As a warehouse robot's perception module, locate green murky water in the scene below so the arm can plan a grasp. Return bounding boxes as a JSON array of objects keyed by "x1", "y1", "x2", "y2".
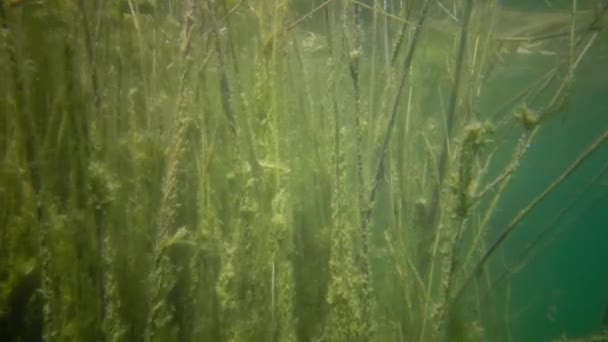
[{"x1": 1, "y1": 1, "x2": 606, "y2": 341}]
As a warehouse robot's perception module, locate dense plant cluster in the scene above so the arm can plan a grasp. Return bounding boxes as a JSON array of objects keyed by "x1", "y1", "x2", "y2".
[{"x1": 0, "y1": 0, "x2": 606, "y2": 341}]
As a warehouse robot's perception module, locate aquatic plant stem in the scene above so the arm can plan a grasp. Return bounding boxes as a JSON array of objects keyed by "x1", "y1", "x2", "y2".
[
  {"x1": 429, "y1": 0, "x2": 474, "y2": 226},
  {"x1": 367, "y1": 0, "x2": 430, "y2": 222},
  {"x1": 145, "y1": 2, "x2": 196, "y2": 340},
  {"x1": 569, "y1": 0, "x2": 577, "y2": 81},
  {"x1": 382, "y1": 0, "x2": 390, "y2": 66},
  {"x1": 271, "y1": 260, "x2": 275, "y2": 328},
  {"x1": 287, "y1": 0, "x2": 335, "y2": 31},
  {"x1": 78, "y1": 0, "x2": 100, "y2": 117},
  {"x1": 349, "y1": 0, "x2": 413, "y2": 27},
  {"x1": 345, "y1": 0, "x2": 367, "y2": 274},
  {"x1": 126, "y1": 0, "x2": 151, "y2": 125}
]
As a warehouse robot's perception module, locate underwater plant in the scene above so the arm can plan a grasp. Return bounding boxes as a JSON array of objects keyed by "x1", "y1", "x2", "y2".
[{"x1": 1, "y1": 0, "x2": 607, "y2": 341}]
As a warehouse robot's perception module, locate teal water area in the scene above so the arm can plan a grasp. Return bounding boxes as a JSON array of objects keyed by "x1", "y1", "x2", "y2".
[{"x1": 481, "y1": 10, "x2": 608, "y2": 339}]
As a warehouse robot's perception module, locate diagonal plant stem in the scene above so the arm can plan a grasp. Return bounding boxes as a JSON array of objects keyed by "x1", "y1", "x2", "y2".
[
  {"x1": 287, "y1": 0, "x2": 335, "y2": 31},
  {"x1": 497, "y1": 2, "x2": 607, "y2": 45},
  {"x1": 452, "y1": 127, "x2": 608, "y2": 305},
  {"x1": 366, "y1": 0, "x2": 431, "y2": 222},
  {"x1": 428, "y1": 0, "x2": 474, "y2": 227},
  {"x1": 78, "y1": 0, "x2": 100, "y2": 117},
  {"x1": 390, "y1": 1, "x2": 413, "y2": 66},
  {"x1": 486, "y1": 162, "x2": 608, "y2": 297},
  {"x1": 350, "y1": 0, "x2": 414, "y2": 26}
]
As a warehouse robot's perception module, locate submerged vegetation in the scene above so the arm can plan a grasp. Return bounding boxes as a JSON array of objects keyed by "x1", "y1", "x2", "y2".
[{"x1": 1, "y1": 0, "x2": 607, "y2": 341}]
